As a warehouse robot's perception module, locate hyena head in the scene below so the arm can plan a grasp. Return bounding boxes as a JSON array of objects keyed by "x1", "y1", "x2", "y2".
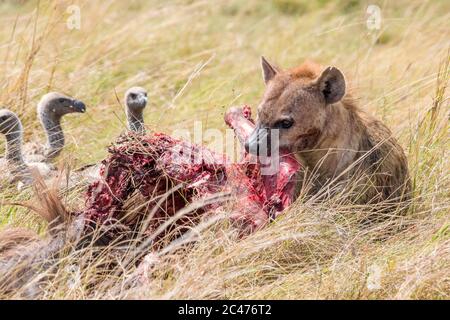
[{"x1": 245, "y1": 57, "x2": 346, "y2": 156}]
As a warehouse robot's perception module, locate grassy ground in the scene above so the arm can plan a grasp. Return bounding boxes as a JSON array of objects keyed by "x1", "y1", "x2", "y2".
[{"x1": 0, "y1": 0, "x2": 449, "y2": 299}]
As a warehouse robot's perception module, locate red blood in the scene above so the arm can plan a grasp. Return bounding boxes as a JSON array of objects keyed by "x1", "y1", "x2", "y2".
[
  {"x1": 78, "y1": 106, "x2": 300, "y2": 242},
  {"x1": 224, "y1": 106, "x2": 300, "y2": 233}
]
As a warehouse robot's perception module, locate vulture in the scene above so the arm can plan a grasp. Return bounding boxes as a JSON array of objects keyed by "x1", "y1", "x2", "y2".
[
  {"x1": 75, "y1": 87, "x2": 148, "y2": 183},
  {"x1": 0, "y1": 109, "x2": 53, "y2": 187},
  {"x1": 23, "y1": 92, "x2": 86, "y2": 163},
  {"x1": 124, "y1": 87, "x2": 148, "y2": 134}
]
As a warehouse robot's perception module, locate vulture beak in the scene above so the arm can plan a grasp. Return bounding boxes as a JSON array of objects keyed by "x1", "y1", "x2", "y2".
[{"x1": 73, "y1": 100, "x2": 86, "y2": 113}]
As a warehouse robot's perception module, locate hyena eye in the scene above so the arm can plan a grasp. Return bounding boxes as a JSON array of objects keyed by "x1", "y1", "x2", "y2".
[{"x1": 275, "y1": 118, "x2": 294, "y2": 129}]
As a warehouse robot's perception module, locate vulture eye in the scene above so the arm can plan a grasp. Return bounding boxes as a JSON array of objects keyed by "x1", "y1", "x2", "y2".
[
  {"x1": 130, "y1": 93, "x2": 137, "y2": 100},
  {"x1": 58, "y1": 98, "x2": 65, "y2": 104},
  {"x1": 276, "y1": 119, "x2": 294, "y2": 129}
]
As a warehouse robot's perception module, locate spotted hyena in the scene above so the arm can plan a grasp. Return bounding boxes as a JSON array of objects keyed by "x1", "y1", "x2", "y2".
[{"x1": 245, "y1": 57, "x2": 411, "y2": 209}]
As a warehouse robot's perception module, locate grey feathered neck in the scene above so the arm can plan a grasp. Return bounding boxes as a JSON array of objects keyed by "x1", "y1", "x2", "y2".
[
  {"x1": 1, "y1": 112, "x2": 26, "y2": 169},
  {"x1": 37, "y1": 102, "x2": 65, "y2": 160},
  {"x1": 125, "y1": 87, "x2": 147, "y2": 134}
]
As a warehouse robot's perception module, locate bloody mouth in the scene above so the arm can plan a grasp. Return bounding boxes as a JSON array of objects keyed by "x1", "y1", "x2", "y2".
[{"x1": 77, "y1": 105, "x2": 301, "y2": 243}]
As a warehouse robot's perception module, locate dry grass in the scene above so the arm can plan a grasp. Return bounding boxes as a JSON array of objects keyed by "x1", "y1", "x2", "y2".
[{"x1": 0, "y1": 0, "x2": 449, "y2": 299}]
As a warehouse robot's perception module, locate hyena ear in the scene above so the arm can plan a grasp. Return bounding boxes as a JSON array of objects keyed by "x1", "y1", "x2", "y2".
[
  {"x1": 261, "y1": 56, "x2": 279, "y2": 85},
  {"x1": 316, "y1": 66, "x2": 346, "y2": 104}
]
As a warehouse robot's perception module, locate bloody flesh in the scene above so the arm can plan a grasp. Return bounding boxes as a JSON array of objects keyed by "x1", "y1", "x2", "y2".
[
  {"x1": 79, "y1": 106, "x2": 300, "y2": 240},
  {"x1": 224, "y1": 106, "x2": 300, "y2": 232}
]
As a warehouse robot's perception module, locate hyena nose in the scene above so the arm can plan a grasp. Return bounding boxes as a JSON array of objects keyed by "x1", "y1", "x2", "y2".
[
  {"x1": 244, "y1": 139, "x2": 251, "y2": 153},
  {"x1": 245, "y1": 127, "x2": 273, "y2": 157},
  {"x1": 245, "y1": 127, "x2": 265, "y2": 156},
  {"x1": 245, "y1": 129, "x2": 259, "y2": 155}
]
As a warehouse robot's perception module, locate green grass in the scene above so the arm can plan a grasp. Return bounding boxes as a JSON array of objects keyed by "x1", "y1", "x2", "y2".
[{"x1": 0, "y1": 0, "x2": 448, "y2": 299}]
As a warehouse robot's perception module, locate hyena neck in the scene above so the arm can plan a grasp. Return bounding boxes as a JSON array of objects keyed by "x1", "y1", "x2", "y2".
[
  {"x1": 126, "y1": 109, "x2": 145, "y2": 134},
  {"x1": 39, "y1": 111, "x2": 64, "y2": 160},
  {"x1": 298, "y1": 98, "x2": 365, "y2": 178}
]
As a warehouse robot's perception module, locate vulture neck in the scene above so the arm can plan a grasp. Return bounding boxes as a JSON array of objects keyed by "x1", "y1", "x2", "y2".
[
  {"x1": 5, "y1": 123, "x2": 26, "y2": 169},
  {"x1": 39, "y1": 107, "x2": 64, "y2": 160},
  {"x1": 126, "y1": 107, "x2": 145, "y2": 134}
]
